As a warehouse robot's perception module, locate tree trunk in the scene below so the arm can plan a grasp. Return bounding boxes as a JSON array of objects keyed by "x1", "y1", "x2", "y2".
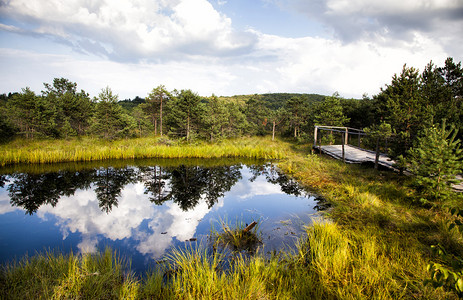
[
  {"x1": 272, "y1": 121, "x2": 276, "y2": 141},
  {"x1": 186, "y1": 115, "x2": 190, "y2": 141},
  {"x1": 160, "y1": 99, "x2": 163, "y2": 136}
]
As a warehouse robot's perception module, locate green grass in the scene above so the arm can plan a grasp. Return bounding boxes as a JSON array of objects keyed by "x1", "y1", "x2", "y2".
[
  {"x1": 1, "y1": 137, "x2": 463, "y2": 298},
  {"x1": 0, "y1": 136, "x2": 287, "y2": 166},
  {"x1": 0, "y1": 248, "x2": 139, "y2": 299},
  {"x1": 210, "y1": 219, "x2": 262, "y2": 254}
]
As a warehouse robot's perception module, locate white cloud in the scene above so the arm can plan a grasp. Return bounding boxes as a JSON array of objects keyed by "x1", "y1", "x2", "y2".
[
  {"x1": 0, "y1": 185, "x2": 17, "y2": 214},
  {"x1": 280, "y1": 0, "x2": 463, "y2": 56},
  {"x1": 136, "y1": 198, "x2": 211, "y2": 258},
  {"x1": 0, "y1": 0, "x2": 460, "y2": 98},
  {"x1": 0, "y1": 0, "x2": 256, "y2": 61},
  {"x1": 31, "y1": 181, "x2": 214, "y2": 258}
]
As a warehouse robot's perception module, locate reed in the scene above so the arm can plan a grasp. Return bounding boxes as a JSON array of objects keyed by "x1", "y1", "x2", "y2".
[
  {"x1": 0, "y1": 248, "x2": 138, "y2": 299},
  {"x1": 0, "y1": 136, "x2": 287, "y2": 166}
]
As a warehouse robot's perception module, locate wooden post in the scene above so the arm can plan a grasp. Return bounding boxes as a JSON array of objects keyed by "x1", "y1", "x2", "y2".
[
  {"x1": 344, "y1": 127, "x2": 348, "y2": 145},
  {"x1": 374, "y1": 137, "x2": 380, "y2": 169},
  {"x1": 358, "y1": 133, "x2": 361, "y2": 147},
  {"x1": 313, "y1": 126, "x2": 318, "y2": 150},
  {"x1": 341, "y1": 132, "x2": 345, "y2": 163}
]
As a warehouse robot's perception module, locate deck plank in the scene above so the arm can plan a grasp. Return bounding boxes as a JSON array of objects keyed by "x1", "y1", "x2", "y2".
[
  {"x1": 316, "y1": 145, "x2": 462, "y2": 192},
  {"x1": 316, "y1": 145, "x2": 396, "y2": 169}
]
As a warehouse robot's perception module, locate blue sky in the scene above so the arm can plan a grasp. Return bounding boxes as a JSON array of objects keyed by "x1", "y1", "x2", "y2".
[{"x1": 0, "y1": 0, "x2": 462, "y2": 99}]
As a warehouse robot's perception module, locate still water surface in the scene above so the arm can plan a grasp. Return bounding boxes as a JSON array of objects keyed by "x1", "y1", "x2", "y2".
[{"x1": 0, "y1": 159, "x2": 323, "y2": 273}]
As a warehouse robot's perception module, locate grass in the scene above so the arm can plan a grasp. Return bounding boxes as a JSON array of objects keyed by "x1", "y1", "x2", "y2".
[
  {"x1": 1, "y1": 136, "x2": 463, "y2": 298},
  {"x1": 210, "y1": 219, "x2": 262, "y2": 254},
  {"x1": 0, "y1": 248, "x2": 139, "y2": 299},
  {"x1": 0, "y1": 136, "x2": 286, "y2": 166}
]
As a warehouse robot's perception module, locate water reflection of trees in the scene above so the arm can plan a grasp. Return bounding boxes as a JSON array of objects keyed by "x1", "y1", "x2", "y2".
[
  {"x1": 94, "y1": 167, "x2": 137, "y2": 213},
  {"x1": 139, "y1": 165, "x2": 242, "y2": 211},
  {"x1": 7, "y1": 171, "x2": 94, "y2": 215},
  {"x1": 248, "y1": 164, "x2": 305, "y2": 197},
  {"x1": 5, "y1": 163, "x2": 301, "y2": 215}
]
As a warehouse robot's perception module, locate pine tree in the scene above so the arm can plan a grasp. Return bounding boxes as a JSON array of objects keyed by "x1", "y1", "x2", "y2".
[
  {"x1": 407, "y1": 122, "x2": 463, "y2": 202},
  {"x1": 313, "y1": 93, "x2": 349, "y2": 127},
  {"x1": 91, "y1": 87, "x2": 133, "y2": 139},
  {"x1": 166, "y1": 89, "x2": 203, "y2": 141}
]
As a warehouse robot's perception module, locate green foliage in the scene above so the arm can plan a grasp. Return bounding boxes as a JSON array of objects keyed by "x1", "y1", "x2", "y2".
[
  {"x1": 407, "y1": 123, "x2": 462, "y2": 201},
  {"x1": 284, "y1": 96, "x2": 307, "y2": 138},
  {"x1": 166, "y1": 89, "x2": 204, "y2": 141},
  {"x1": 341, "y1": 96, "x2": 375, "y2": 129},
  {"x1": 141, "y1": 85, "x2": 170, "y2": 136},
  {"x1": 375, "y1": 65, "x2": 433, "y2": 159},
  {"x1": 244, "y1": 95, "x2": 271, "y2": 136},
  {"x1": 363, "y1": 122, "x2": 393, "y2": 155},
  {"x1": 6, "y1": 87, "x2": 57, "y2": 138},
  {"x1": 202, "y1": 95, "x2": 230, "y2": 141},
  {"x1": 313, "y1": 93, "x2": 350, "y2": 127},
  {"x1": 131, "y1": 106, "x2": 153, "y2": 136},
  {"x1": 426, "y1": 208, "x2": 463, "y2": 296},
  {"x1": 364, "y1": 122, "x2": 392, "y2": 140},
  {"x1": 91, "y1": 87, "x2": 135, "y2": 139},
  {"x1": 42, "y1": 78, "x2": 94, "y2": 137}
]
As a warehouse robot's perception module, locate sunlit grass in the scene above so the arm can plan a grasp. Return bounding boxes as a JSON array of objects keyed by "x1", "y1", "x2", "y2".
[
  {"x1": 0, "y1": 136, "x2": 288, "y2": 166},
  {"x1": 0, "y1": 248, "x2": 139, "y2": 300}
]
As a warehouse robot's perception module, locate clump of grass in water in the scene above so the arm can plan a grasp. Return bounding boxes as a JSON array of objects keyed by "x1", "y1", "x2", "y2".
[{"x1": 210, "y1": 219, "x2": 262, "y2": 254}]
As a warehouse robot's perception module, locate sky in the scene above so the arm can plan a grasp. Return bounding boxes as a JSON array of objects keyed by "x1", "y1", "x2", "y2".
[{"x1": 0, "y1": 0, "x2": 462, "y2": 100}]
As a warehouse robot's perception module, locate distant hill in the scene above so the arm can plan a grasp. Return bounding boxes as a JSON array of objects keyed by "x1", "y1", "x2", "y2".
[
  {"x1": 217, "y1": 93, "x2": 327, "y2": 109},
  {"x1": 119, "y1": 93, "x2": 328, "y2": 111}
]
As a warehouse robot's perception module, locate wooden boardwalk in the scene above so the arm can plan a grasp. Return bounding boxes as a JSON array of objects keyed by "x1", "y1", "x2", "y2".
[
  {"x1": 314, "y1": 145, "x2": 397, "y2": 170},
  {"x1": 312, "y1": 125, "x2": 462, "y2": 191},
  {"x1": 315, "y1": 145, "x2": 463, "y2": 191}
]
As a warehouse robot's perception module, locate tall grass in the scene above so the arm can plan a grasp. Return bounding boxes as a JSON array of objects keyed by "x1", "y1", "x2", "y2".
[
  {"x1": 0, "y1": 248, "x2": 138, "y2": 299},
  {"x1": 0, "y1": 136, "x2": 287, "y2": 166}
]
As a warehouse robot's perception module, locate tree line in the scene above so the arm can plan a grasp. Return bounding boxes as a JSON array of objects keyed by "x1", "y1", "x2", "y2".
[
  {"x1": 0, "y1": 80, "x2": 334, "y2": 142},
  {"x1": 0, "y1": 57, "x2": 462, "y2": 159}
]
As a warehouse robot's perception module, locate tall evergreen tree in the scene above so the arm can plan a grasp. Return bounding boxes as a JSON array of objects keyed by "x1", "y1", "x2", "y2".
[
  {"x1": 91, "y1": 87, "x2": 134, "y2": 139},
  {"x1": 374, "y1": 65, "x2": 432, "y2": 159},
  {"x1": 407, "y1": 123, "x2": 462, "y2": 202},
  {"x1": 142, "y1": 85, "x2": 170, "y2": 136},
  {"x1": 224, "y1": 100, "x2": 248, "y2": 138},
  {"x1": 244, "y1": 95, "x2": 271, "y2": 136},
  {"x1": 166, "y1": 89, "x2": 203, "y2": 141},
  {"x1": 313, "y1": 93, "x2": 350, "y2": 127},
  {"x1": 42, "y1": 78, "x2": 93, "y2": 137},
  {"x1": 285, "y1": 96, "x2": 307, "y2": 138},
  {"x1": 203, "y1": 95, "x2": 229, "y2": 141},
  {"x1": 6, "y1": 87, "x2": 56, "y2": 138}
]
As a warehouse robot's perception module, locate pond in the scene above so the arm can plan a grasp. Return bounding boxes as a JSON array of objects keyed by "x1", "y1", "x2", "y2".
[{"x1": 0, "y1": 159, "x2": 324, "y2": 274}]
